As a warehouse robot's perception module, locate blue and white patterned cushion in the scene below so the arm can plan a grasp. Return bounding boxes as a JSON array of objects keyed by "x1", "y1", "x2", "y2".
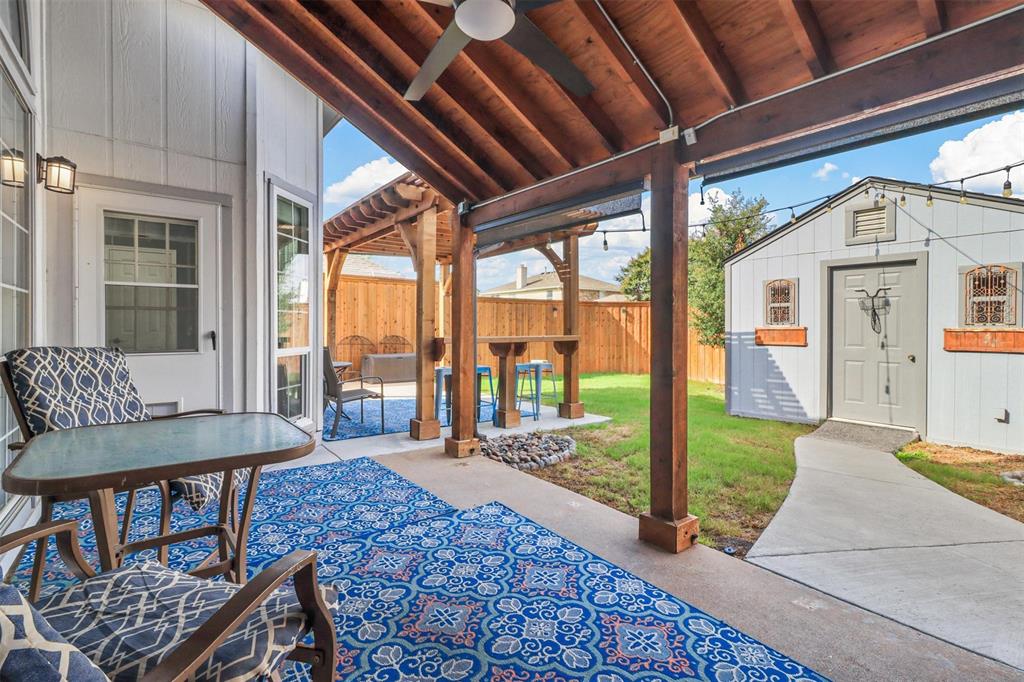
[
  {"x1": 4, "y1": 347, "x2": 151, "y2": 437},
  {"x1": 0, "y1": 583, "x2": 108, "y2": 681},
  {"x1": 170, "y1": 470, "x2": 250, "y2": 513},
  {"x1": 36, "y1": 562, "x2": 332, "y2": 681}
]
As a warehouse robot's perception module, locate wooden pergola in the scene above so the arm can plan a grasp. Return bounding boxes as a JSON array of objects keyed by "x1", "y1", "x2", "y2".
[
  {"x1": 323, "y1": 171, "x2": 595, "y2": 440},
  {"x1": 203, "y1": 0, "x2": 1024, "y2": 552}
]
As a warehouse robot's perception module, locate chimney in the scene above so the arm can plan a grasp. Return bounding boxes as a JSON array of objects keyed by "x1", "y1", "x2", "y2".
[{"x1": 516, "y1": 264, "x2": 528, "y2": 289}]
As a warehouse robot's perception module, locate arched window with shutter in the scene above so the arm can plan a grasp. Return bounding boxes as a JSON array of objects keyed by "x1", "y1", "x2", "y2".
[
  {"x1": 764, "y1": 278, "x2": 798, "y2": 327},
  {"x1": 960, "y1": 264, "x2": 1021, "y2": 327}
]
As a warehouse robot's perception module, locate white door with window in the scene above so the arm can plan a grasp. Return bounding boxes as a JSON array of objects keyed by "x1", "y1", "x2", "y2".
[
  {"x1": 271, "y1": 186, "x2": 314, "y2": 427},
  {"x1": 77, "y1": 189, "x2": 221, "y2": 413}
]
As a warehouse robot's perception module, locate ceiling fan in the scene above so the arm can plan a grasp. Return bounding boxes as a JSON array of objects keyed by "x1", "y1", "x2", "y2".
[{"x1": 405, "y1": 0, "x2": 594, "y2": 101}]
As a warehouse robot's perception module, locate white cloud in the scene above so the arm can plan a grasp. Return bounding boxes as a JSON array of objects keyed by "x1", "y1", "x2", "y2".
[
  {"x1": 324, "y1": 156, "x2": 407, "y2": 214},
  {"x1": 929, "y1": 111, "x2": 1024, "y2": 195},
  {"x1": 850, "y1": 176, "x2": 861, "y2": 185},
  {"x1": 842, "y1": 171, "x2": 850, "y2": 179},
  {"x1": 812, "y1": 161, "x2": 839, "y2": 181},
  {"x1": 689, "y1": 187, "x2": 728, "y2": 228}
]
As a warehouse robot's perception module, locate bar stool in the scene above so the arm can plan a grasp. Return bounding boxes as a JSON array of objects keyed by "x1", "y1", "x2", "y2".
[
  {"x1": 530, "y1": 359, "x2": 558, "y2": 407},
  {"x1": 435, "y1": 366, "x2": 495, "y2": 425},
  {"x1": 515, "y1": 362, "x2": 540, "y2": 421}
]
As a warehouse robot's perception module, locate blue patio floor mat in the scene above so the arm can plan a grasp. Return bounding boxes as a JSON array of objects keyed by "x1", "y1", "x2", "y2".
[{"x1": 322, "y1": 397, "x2": 534, "y2": 441}]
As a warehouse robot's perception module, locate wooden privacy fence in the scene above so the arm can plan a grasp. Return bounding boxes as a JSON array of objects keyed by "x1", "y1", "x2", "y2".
[{"x1": 329, "y1": 274, "x2": 724, "y2": 383}]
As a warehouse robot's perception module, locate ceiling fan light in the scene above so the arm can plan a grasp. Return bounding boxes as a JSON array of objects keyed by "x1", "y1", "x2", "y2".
[{"x1": 455, "y1": 0, "x2": 515, "y2": 41}]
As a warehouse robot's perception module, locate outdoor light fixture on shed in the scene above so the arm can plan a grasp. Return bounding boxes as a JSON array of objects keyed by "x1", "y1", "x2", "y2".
[
  {"x1": 37, "y1": 154, "x2": 77, "y2": 194},
  {"x1": 0, "y1": 148, "x2": 25, "y2": 188}
]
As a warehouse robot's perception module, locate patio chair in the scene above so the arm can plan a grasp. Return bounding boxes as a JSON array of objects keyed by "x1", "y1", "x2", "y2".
[
  {"x1": 323, "y1": 347, "x2": 384, "y2": 437},
  {"x1": 0, "y1": 346, "x2": 234, "y2": 601},
  {"x1": 0, "y1": 519, "x2": 337, "y2": 681}
]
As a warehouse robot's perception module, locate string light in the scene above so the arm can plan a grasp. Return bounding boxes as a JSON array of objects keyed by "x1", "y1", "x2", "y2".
[
  {"x1": 789, "y1": 207, "x2": 796, "y2": 224},
  {"x1": 899, "y1": 187, "x2": 907, "y2": 207},
  {"x1": 1004, "y1": 167, "x2": 1013, "y2": 198},
  {"x1": 699, "y1": 183, "x2": 705, "y2": 206},
  {"x1": 926, "y1": 187, "x2": 933, "y2": 207},
  {"x1": 602, "y1": 231, "x2": 608, "y2": 251},
  {"x1": 959, "y1": 179, "x2": 967, "y2": 204},
  {"x1": 878, "y1": 186, "x2": 886, "y2": 202}
]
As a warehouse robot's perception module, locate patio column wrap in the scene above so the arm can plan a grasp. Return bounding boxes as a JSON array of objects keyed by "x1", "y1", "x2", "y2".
[
  {"x1": 444, "y1": 207, "x2": 480, "y2": 457},
  {"x1": 558, "y1": 235, "x2": 584, "y2": 418},
  {"x1": 639, "y1": 143, "x2": 700, "y2": 553},
  {"x1": 325, "y1": 250, "x2": 347, "y2": 356},
  {"x1": 411, "y1": 207, "x2": 440, "y2": 440}
]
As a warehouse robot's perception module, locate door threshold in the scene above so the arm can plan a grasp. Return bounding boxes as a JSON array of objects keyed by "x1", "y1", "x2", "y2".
[{"x1": 826, "y1": 417, "x2": 918, "y2": 433}]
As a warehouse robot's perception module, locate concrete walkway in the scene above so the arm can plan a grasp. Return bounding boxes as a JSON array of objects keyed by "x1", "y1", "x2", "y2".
[{"x1": 748, "y1": 428, "x2": 1024, "y2": 671}]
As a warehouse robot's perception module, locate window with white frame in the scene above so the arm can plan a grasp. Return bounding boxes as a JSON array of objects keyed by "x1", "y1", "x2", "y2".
[
  {"x1": 764, "y1": 278, "x2": 798, "y2": 326},
  {"x1": 273, "y1": 191, "x2": 312, "y2": 423},
  {"x1": 959, "y1": 263, "x2": 1022, "y2": 327}
]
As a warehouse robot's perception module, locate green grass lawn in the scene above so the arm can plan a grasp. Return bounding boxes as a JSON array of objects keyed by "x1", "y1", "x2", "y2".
[{"x1": 534, "y1": 373, "x2": 812, "y2": 555}]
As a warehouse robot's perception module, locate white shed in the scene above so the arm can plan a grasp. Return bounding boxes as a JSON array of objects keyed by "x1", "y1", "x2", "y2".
[{"x1": 724, "y1": 177, "x2": 1024, "y2": 453}]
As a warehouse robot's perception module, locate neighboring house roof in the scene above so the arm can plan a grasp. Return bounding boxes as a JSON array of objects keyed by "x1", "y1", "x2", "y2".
[
  {"x1": 482, "y1": 271, "x2": 619, "y2": 295},
  {"x1": 341, "y1": 254, "x2": 408, "y2": 280},
  {"x1": 724, "y1": 176, "x2": 1024, "y2": 265},
  {"x1": 596, "y1": 293, "x2": 630, "y2": 302}
]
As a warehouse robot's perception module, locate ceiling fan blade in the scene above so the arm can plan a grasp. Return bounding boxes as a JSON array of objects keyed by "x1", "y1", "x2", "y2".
[
  {"x1": 516, "y1": 0, "x2": 560, "y2": 11},
  {"x1": 404, "y1": 21, "x2": 472, "y2": 101},
  {"x1": 502, "y1": 15, "x2": 594, "y2": 97},
  {"x1": 417, "y1": 0, "x2": 453, "y2": 5}
]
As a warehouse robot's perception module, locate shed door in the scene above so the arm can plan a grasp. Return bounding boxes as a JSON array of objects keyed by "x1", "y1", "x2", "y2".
[{"x1": 831, "y1": 262, "x2": 925, "y2": 431}]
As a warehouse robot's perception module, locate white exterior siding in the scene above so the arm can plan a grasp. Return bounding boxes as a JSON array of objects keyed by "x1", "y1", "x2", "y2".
[
  {"x1": 725, "y1": 183, "x2": 1024, "y2": 454},
  {"x1": 40, "y1": 0, "x2": 323, "y2": 418}
]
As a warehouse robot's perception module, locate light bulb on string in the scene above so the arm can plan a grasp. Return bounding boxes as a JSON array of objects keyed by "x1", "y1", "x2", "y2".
[
  {"x1": 602, "y1": 231, "x2": 608, "y2": 251},
  {"x1": 1004, "y1": 167, "x2": 1013, "y2": 198},
  {"x1": 699, "y1": 184, "x2": 705, "y2": 206},
  {"x1": 959, "y1": 180, "x2": 967, "y2": 204},
  {"x1": 878, "y1": 187, "x2": 886, "y2": 202},
  {"x1": 789, "y1": 208, "x2": 796, "y2": 224},
  {"x1": 926, "y1": 187, "x2": 933, "y2": 207},
  {"x1": 899, "y1": 188, "x2": 907, "y2": 207}
]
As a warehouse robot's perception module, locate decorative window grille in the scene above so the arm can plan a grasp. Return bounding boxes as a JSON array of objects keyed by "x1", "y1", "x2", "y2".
[
  {"x1": 962, "y1": 265, "x2": 1018, "y2": 326},
  {"x1": 764, "y1": 279, "x2": 798, "y2": 326}
]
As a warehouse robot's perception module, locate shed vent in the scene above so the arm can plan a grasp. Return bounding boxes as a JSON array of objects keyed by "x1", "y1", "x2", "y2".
[{"x1": 852, "y1": 206, "x2": 888, "y2": 238}]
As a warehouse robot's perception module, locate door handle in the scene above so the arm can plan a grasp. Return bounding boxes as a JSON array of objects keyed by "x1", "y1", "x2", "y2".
[
  {"x1": 209, "y1": 330, "x2": 217, "y2": 351},
  {"x1": 907, "y1": 354, "x2": 915, "y2": 363}
]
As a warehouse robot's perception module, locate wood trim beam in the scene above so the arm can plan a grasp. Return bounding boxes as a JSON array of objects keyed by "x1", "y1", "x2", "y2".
[
  {"x1": 301, "y1": 0, "x2": 525, "y2": 191},
  {"x1": 405, "y1": 0, "x2": 582, "y2": 169},
  {"x1": 466, "y1": 147, "x2": 653, "y2": 230},
  {"x1": 557, "y1": 234, "x2": 583, "y2": 419},
  {"x1": 444, "y1": 208, "x2": 480, "y2": 457},
  {"x1": 571, "y1": 0, "x2": 669, "y2": 129},
  {"x1": 917, "y1": 0, "x2": 946, "y2": 37},
  {"x1": 348, "y1": 0, "x2": 554, "y2": 181},
  {"x1": 328, "y1": 193, "x2": 439, "y2": 252},
  {"x1": 683, "y1": 11, "x2": 1024, "y2": 168},
  {"x1": 325, "y1": 250, "x2": 347, "y2": 354},
  {"x1": 777, "y1": 0, "x2": 834, "y2": 79},
  {"x1": 396, "y1": 221, "x2": 419, "y2": 268},
  {"x1": 667, "y1": 0, "x2": 747, "y2": 107},
  {"x1": 410, "y1": 206, "x2": 440, "y2": 440},
  {"x1": 534, "y1": 244, "x2": 569, "y2": 282},
  {"x1": 201, "y1": 0, "x2": 474, "y2": 202},
  {"x1": 477, "y1": 224, "x2": 597, "y2": 260}
]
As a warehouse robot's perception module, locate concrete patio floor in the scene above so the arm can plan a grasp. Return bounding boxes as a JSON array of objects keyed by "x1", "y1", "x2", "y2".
[{"x1": 748, "y1": 431, "x2": 1024, "y2": 672}]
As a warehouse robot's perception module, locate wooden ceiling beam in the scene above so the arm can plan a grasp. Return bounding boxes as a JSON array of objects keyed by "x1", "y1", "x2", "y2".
[
  {"x1": 202, "y1": 0, "x2": 474, "y2": 202},
  {"x1": 393, "y1": 183, "x2": 425, "y2": 203},
  {"x1": 917, "y1": 0, "x2": 946, "y2": 37},
  {"x1": 478, "y1": 223, "x2": 597, "y2": 260},
  {"x1": 246, "y1": 0, "x2": 500, "y2": 200},
  {"x1": 570, "y1": 0, "x2": 669, "y2": 129},
  {"x1": 668, "y1": 0, "x2": 747, "y2": 107},
  {"x1": 301, "y1": 0, "x2": 528, "y2": 191},
  {"x1": 328, "y1": 193, "x2": 440, "y2": 252},
  {"x1": 777, "y1": 0, "x2": 835, "y2": 79},
  {"x1": 343, "y1": 0, "x2": 555, "y2": 181},
  {"x1": 403, "y1": 0, "x2": 584, "y2": 168},
  {"x1": 380, "y1": 187, "x2": 411, "y2": 209}
]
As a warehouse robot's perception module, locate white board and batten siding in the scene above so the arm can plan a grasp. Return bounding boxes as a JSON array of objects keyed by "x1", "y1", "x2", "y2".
[
  {"x1": 42, "y1": 0, "x2": 324, "y2": 418},
  {"x1": 725, "y1": 179, "x2": 1024, "y2": 454}
]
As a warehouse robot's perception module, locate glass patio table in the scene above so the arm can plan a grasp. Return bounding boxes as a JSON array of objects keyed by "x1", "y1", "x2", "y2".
[{"x1": 2, "y1": 412, "x2": 314, "y2": 582}]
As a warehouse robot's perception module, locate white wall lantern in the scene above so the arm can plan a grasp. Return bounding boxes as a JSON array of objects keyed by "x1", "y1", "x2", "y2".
[
  {"x1": 0, "y1": 148, "x2": 25, "y2": 188},
  {"x1": 37, "y1": 154, "x2": 77, "y2": 194}
]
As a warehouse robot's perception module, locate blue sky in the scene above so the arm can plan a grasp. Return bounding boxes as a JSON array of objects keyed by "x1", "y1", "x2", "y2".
[{"x1": 324, "y1": 110, "x2": 1024, "y2": 290}]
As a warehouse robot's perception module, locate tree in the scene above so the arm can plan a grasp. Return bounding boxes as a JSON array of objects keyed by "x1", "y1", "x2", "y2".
[
  {"x1": 617, "y1": 247, "x2": 650, "y2": 301},
  {"x1": 689, "y1": 189, "x2": 771, "y2": 347}
]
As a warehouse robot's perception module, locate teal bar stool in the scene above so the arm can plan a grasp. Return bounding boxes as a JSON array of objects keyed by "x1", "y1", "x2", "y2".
[
  {"x1": 530, "y1": 359, "x2": 558, "y2": 410},
  {"x1": 435, "y1": 366, "x2": 495, "y2": 425},
  {"x1": 514, "y1": 362, "x2": 540, "y2": 420}
]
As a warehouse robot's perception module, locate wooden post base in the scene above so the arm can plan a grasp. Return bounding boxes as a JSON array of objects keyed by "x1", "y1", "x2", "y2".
[
  {"x1": 495, "y1": 408, "x2": 521, "y2": 428},
  {"x1": 445, "y1": 436, "x2": 480, "y2": 458},
  {"x1": 409, "y1": 418, "x2": 440, "y2": 440},
  {"x1": 638, "y1": 512, "x2": 700, "y2": 553},
  {"x1": 558, "y1": 402, "x2": 584, "y2": 419}
]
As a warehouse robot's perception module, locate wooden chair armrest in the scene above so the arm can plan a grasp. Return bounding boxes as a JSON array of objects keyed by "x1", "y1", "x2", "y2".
[
  {"x1": 0, "y1": 520, "x2": 95, "y2": 581},
  {"x1": 143, "y1": 550, "x2": 336, "y2": 682},
  {"x1": 151, "y1": 408, "x2": 226, "y2": 420}
]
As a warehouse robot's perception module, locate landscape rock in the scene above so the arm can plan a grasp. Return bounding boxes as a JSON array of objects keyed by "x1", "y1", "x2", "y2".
[{"x1": 479, "y1": 432, "x2": 576, "y2": 471}]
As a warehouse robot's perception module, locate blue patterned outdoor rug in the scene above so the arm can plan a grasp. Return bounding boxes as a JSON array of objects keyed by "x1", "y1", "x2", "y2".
[
  {"x1": 10, "y1": 457, "x2": 454, "y2": 599},
  {"x1": 280, "y1": 502, "x2": 828, "y2": 682},
  {"x1": 323, "y1": 397, "x2": 531, "y2": 441}
]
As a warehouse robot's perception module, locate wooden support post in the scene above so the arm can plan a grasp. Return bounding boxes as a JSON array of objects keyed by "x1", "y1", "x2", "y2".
[
  {"x1": 444, "y1": 207, "x2": 480, "y2": 457},
  {"x1": 558, "y1": 235, "x2": 584, "y2": 418},
  {"x1": 639, "y1": 143, "x2": 700, "y2": 553},
  {"x1": 325, "y1": 250, "x2": 347, "y2": 355},
  {"x1": 439, "y1": 263, "x2": 450, "y2": 363},
  {"x1": 410, "y1": 207, "x2": 440, "y2": 440},
  {"x1": 491, "y1": 341, "x2": 527, "y2": 428}
]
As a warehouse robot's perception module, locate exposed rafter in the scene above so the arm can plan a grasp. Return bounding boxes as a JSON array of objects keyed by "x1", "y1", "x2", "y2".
[
  {"x1": 777, "y1": 0, "x2": 834, "y2": 78},
  {"x1": 668, "y1": 0, "x2": 747, "y2": 107},
  {"x1": 917, "y1": 0, "x2": 946, "y2": 36},
  {"x1": 479, "y1": 224, "x2": 598, "y2": 260}
]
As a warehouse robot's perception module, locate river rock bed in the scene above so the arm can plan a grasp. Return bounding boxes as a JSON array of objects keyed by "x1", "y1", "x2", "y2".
[
  {"x1": 1001, "y1": 470, "x2": 1024, "y2": 486},
  {"x1": 480, "y1": 432, "x2": 576, "y2": 471}
]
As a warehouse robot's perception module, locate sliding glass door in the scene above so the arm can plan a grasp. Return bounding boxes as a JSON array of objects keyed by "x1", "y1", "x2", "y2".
[{"x1": 271, "y1": 186, "x2": 313, "y2": 424}]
